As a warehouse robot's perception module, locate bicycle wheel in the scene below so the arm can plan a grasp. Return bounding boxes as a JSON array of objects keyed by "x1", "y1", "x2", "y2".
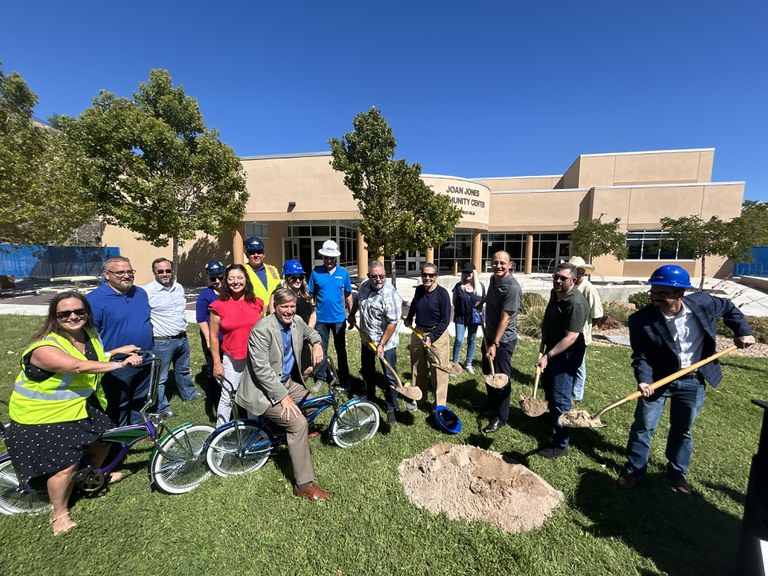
[
  {"x1": 330, "y1": 401, "x2": 380, "y2": 448},
  {"x1": 0, "y1": 459, "x2": 51, "y2": 515},
  {"x1": 205, "y1": 422, "x2": 272, "y2": 477},
  {"x1": 149, "y1": 423, "x2": 214, "y2": 495}
]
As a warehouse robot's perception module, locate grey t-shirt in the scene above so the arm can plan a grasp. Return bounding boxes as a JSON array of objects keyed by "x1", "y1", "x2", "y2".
[{"x1": 484, "y1": 273, "x2": 522, "y2": 344}]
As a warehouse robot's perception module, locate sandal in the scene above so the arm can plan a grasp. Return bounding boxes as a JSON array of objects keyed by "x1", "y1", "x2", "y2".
[{"x1": 50, "y1": 511, "x2": 77, "y2": 536}]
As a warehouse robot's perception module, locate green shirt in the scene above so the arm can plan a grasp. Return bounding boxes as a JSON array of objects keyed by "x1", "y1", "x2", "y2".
[{"x1": 541, "y1": 288, "x2": 589, "y2": 351}]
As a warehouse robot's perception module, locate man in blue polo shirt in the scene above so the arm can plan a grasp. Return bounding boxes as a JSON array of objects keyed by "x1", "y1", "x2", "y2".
[
  {"x1": 308, "y1": 240, "x2": 353, "y2": 391},
  {"x1": 87, "y1": 255, "x2": 154, "y2": 425}
]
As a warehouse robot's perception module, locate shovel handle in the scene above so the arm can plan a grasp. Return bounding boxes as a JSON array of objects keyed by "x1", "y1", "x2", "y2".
[
  {"x1": 357, "y1": 325, "x2": 406, "y2": 389},
  {"x1": 594, "y1": 345, "x2": 738, "y2": 419},
  {"x1": 532, "y1": 354, "x2": 542, "y2": 398}
]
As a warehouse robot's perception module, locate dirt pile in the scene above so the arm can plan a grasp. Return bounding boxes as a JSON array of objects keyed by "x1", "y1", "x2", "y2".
[{"x1": 398, "y1": 444, "x2": 563, "y2": 533}]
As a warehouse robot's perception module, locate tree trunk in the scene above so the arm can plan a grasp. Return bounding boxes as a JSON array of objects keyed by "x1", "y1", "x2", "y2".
[
  {"x1": 172, "y1": 237, "x2": 180, "y2": 276},
  {"x1": 698, "y1": 254, "x2": 706, "y2": 291},
  {"x1": 389, "y1": 255, "x2": 397, "y2": 289}
]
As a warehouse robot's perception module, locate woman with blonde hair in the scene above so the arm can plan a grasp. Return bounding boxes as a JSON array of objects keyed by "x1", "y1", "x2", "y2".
[{"x1": 451, "y1": 262, "x2": 486, "y2": 373}]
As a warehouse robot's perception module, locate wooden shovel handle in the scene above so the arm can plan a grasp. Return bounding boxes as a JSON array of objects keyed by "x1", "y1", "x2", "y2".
[
  {"x1": 594, "y1": 345, "x2": 738, "y2": 419},
  {"x1": 358, "y1": 325, "x2": 405, "y2": 389}
]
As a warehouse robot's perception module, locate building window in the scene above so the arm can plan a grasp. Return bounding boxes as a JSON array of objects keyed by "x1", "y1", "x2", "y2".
[
  {"x1": 245, "y1": 223, "x2": 270, "y2": 238},
  {"x1": 482, "y1": 232, "x2": 570, "y2": 273},
  {"x1": 626, "y1": 230, "x2": 694, "y2": 261}
]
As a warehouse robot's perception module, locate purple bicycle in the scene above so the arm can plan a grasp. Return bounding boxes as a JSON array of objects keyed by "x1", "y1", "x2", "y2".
[{"x1": 0, "y1": 351, "x2": 214, "y2": 515}]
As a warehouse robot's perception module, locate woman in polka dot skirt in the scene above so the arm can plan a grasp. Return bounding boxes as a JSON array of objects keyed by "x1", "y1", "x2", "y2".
[{"x1": 5, "y1": 291, "x2": 143, "y2": 535}]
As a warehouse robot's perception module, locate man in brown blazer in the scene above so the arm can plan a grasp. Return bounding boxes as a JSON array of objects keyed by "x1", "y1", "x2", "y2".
[{"x1": 237, "y1": 288, "x2": 329, "y2": 501}]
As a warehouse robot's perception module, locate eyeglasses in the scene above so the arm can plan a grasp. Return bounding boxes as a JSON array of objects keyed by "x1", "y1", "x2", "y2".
[
  {"x1": 491, "y1": 261, "x2": 508, "y2": 266},
  {"x1": 553, "y1": 274, "x2": 572, "y2": 282},
  {"x1": 247, "y1": 249, "x2": 264, "y2": 256},
  {"x1": 209, "y1": 275, "x2": 223, "y2": 282},
  {"x1": 154, "y1": 269, "x2": 173, "y2": 274},
  {"x1": 649, "y1": 289, "x2": 676, "y2": 298},
  {"x1": 421, "y1": 273, "x2": 436, "y2": 278},
  {"x1": 56, "y1": 308, "x2": 87, "y2": 319},
  {"x1": 368, "y1": 274, "x2": 386, "y2": 279},
  {"x1": 287, "y1": 275, "x2": 305, "y2": 282},
  {"x1": 105, "y1": 269, "x2": 136, "y2": 277}
]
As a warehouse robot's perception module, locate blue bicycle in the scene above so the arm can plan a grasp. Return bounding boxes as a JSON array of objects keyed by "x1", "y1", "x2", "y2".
[{"x1": 204, "y1": 361, "x2": 380, "y2": 477}]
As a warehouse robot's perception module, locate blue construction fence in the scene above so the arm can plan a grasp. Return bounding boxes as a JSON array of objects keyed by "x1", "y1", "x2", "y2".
[
  {"x1": 735, "y1": 247, "x2": 768, "y2": 278},
  {"x1": 0, "y1": 245, "x2": 120, "y2": 279}
]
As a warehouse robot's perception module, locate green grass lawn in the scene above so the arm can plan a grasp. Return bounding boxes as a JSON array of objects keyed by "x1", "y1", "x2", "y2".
[{"x1": 0, "y1": 315, "x2": 764, "y2": 576}]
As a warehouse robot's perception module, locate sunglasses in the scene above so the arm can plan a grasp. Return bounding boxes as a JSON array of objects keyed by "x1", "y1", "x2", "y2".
[
  {"x1": 155, "y1": 268, "x2": 173, "y2": 274},
  {"x1": 553, "y1": 274, "x2": 572, "y2": 282},
  {"x1": 209, "y1": 275, "x2": 223, "y2": 282},
  {"x1": 491, "y1": 261, "x2": 508, "y2": 266},
  {"x1": 368, "y1": 274, "x2": 386, "y2": 279},
  {"x1": 287, "y1": 275, "x2": 305, "y2": 282},
  {"x1": 105, "y1": 269, "x2": 135, "y2": 277},
  {"x1": 421, "y1": 273, "x2": 436, "y2": 278},
  {"x1": 247, "y1": 249, "x2": 264, "y2": 256},
  {"x1": 462, "y1": 271, "x2": 473, "y2": 275},
  {"x1": 56, "y1": 308, "x2": 87, "y2": 319}
]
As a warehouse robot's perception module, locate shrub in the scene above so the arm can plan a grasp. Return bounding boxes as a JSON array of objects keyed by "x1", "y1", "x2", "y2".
[
  {"x1": 602, "y1": 302, "x2": 634, "y2": 326},
  {"x1": 628, "y1": 291, "x2": 651, "y2": 309},
  {"x1": 518, "y1": 302, "x2": 546, "y2": 338},
  {"x1": 520, "y1": 292, "x2": 547, "y2": 314}
]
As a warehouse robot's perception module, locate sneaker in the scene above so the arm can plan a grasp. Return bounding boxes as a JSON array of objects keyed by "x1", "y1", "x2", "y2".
[
  {"x1": 537, "y1": 446, "x2": 569, "y2": 460},
  {"x1": 669, "y1": 474, "x2": 692, "y2": 495},
  {"x1": 616, "y1": 473, "x2": 637, "y2": 490},
  {"x1": 386, "y1": 410, "x2": 397, "y2": 424},
  {"x1": 406, "y1": 401, "x2": 418, "y2": 412},
  {"x1": 160, "y1": 410, "x2": 175, "y2": 419},
  {"x1": 184, "y1": 392, "x2": 205, "y2": 402},
  {"x1": 464, "y1": 365, "x2": 475, "y2": 375}
]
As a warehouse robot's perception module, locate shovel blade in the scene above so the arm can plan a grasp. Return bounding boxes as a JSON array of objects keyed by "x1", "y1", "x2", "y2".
[
  {"x1": 395, "y1": 384, "x2": 423, "y2": 401},
  {"x1": 519, "y1": 396, "x2": 548, "y2": 417},
  {"x1": 557, "y1": 409, "x2": 605, "y2": 428}
]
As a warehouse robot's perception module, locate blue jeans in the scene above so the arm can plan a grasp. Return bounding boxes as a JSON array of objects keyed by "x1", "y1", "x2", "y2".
[
  {"x1": 361, "y1": 345, "x2": 399, "y2": 413},
  {"x1": 452, "y1": 322, "x2": 479, "y2": 366},
  {"x1": 572, "y1": 355, "x2": 587, "y2": 401},
  {"x1": 102, "y1": 365, "x2": 152, "y2": 426},
  {"x1": 623, "y1": 376, "x2": 706, "y2": 478},
  {"x1": 541, "y1": 345, "x2": 584, "y2": 449},
  {"x1": 314, "y1": 322, "x2": 350, "y2": 386},
  {"x1": 153, "y1": 336, "x2": 198, "y2": 412}
]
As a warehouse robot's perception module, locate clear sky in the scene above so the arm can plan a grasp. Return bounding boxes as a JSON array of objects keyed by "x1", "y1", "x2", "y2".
[{"x1": 3, "y1": 1, "x2": 767, "y2": 200}]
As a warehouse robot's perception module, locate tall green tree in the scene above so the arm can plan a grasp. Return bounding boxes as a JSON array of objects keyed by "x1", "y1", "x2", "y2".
[
  {"x1": 570, "y1": 217, "x2": 628, "y2": 263},
  {"x1": 733, "y1": 201, "x2": 768, "y2": 249},
  {"x1": 0, "y1": 64, "x2": 95, "y2": 246},
  {"x1": 659, "y1": 215, "x2": 746, "y2": 289},
  {"x1": 58, "y1": 69, "x2": 248, "y2": 268},
  {"x1": 329, "y1": 107, "x2": 461, "y2": 285}
]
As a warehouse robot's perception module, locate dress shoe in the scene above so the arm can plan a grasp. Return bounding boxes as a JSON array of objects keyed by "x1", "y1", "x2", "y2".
[
  {"x1": 537, "y1": 446, "x2": 569, "y2": 460},
  {"x1": 668, "y1": 474, "x2": 692, "y2": 495},
  {"x1": 482, "y1": 417, "x2": 503, "y2": 434},
  {"x1": 616, "y1": 473, "x2": 637, "y2": 490},
  {"x1": 293, "y1": 482, "x2": 331, "y2": 501}
]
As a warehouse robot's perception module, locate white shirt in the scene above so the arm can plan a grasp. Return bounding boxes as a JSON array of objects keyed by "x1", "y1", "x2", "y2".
[
  {"x1": 143, "y1": 280, "x2": 188, "y2": 337},
  {"x1": 663, "y1": 302, "x2": 705, "y2": 369}
]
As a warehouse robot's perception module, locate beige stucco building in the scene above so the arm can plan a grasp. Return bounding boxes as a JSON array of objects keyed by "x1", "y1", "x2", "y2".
[{"x1": 105, "y1": 147, "x2": 744, "y2": 285}]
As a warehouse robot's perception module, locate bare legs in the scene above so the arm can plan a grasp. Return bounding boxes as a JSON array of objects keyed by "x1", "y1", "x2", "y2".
[{"x1": 48, "y1": 462, "x2": 78, "y2": 535}]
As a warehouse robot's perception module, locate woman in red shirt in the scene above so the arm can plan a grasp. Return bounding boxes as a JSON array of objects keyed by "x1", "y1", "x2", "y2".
[{"x1": 209, "y1": 264, "x2": 263, "y2": 426}]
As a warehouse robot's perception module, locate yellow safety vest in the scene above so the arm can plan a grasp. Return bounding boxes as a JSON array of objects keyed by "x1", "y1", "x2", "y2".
[
  {"x1": 9, "y1": 329, "x2": 109, "y2": 425},
  {"x1": 245, "y1": 263, "x2": 281, "y2": 311}
]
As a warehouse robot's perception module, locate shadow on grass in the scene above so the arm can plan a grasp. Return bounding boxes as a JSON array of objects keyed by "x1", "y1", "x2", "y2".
[{"x1": 572, "y1": 467, "x2": 742, "y2": 576}]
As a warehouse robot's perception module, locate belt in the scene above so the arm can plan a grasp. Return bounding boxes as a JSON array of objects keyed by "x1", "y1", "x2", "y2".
[{"x1": 155, "y1": 332, "x2": 187, "y2": 340}]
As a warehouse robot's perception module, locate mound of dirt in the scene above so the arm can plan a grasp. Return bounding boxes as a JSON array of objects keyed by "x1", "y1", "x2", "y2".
[{"x1": 398, "y1": 444, "x2": 563, "y2": 533}]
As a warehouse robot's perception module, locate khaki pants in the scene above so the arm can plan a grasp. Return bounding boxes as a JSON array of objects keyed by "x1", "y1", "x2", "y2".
[
  {"x1": 410, "y1": 329, "x2": 450, "y2": 407},
  {"x1": 261, "y1": 379, "x2": 315, "y2": 486}
]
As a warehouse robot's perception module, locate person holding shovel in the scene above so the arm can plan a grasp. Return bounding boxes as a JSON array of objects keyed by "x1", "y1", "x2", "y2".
[
  {"x1": 481, "y1": 251, "x2": 522, "y2": 434},
  {"x1": 349, "y1": 260, "x2": 403, "y2": 424},
  {"x1": 568, "y1": 255, "x2": 604, "y2": 403},
  {"x1": 534, "y1": 262, "x2": 589, "y2": 459},
  {"x1": 405, "y1": 263, "x2": 452, "y2": 410},
  {"x1": 617, "y1": 265, "x2": 754, "y2": 494}
]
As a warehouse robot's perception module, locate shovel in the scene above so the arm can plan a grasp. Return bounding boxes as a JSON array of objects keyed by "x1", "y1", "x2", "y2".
[
  {"x1": 558, "y1": 345, "x2": 738, "y2": 428},
  {"x1": 409, "y1": 325, "x2": 464, "y2": 376},
  {"x1": 353, "y1": 323, "x2": 423, "y2": 402},
  {"x1": 482, "y1": 337, "x2": 509, "y2": 389},
  {"x1": 520, "y1": 356, "x2": 548, "y2": 417}
]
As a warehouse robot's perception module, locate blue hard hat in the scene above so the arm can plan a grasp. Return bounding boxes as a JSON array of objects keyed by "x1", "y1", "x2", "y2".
[
  {"x1": 282, "y1": 260, "x2": 305, "y2": 276},
  {"x1": 244, "y1": 236, "x2": 265, "y2": 251},
  {"x1": 648, "y1": 265, "x2": 694, "y2": 290},
  {"x1": 205, "y1": 260, "x2": 225, "y2": 275},
  {"x1": 434, "y1": 405, "x2": 462, "y2": 435}
]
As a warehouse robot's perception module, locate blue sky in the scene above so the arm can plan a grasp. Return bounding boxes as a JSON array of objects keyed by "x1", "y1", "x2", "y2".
[{"x1": 3, "y1": 1, "x2": 767, "y2": 201}]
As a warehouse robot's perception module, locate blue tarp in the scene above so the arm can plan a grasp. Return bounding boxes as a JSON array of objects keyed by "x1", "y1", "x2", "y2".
[
  {"x1": 735, "y1": 247, "x2": 768, "y2": 278},
  {"x1": 0, "y1": 245, "x2": 120, "y2": 279}
]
